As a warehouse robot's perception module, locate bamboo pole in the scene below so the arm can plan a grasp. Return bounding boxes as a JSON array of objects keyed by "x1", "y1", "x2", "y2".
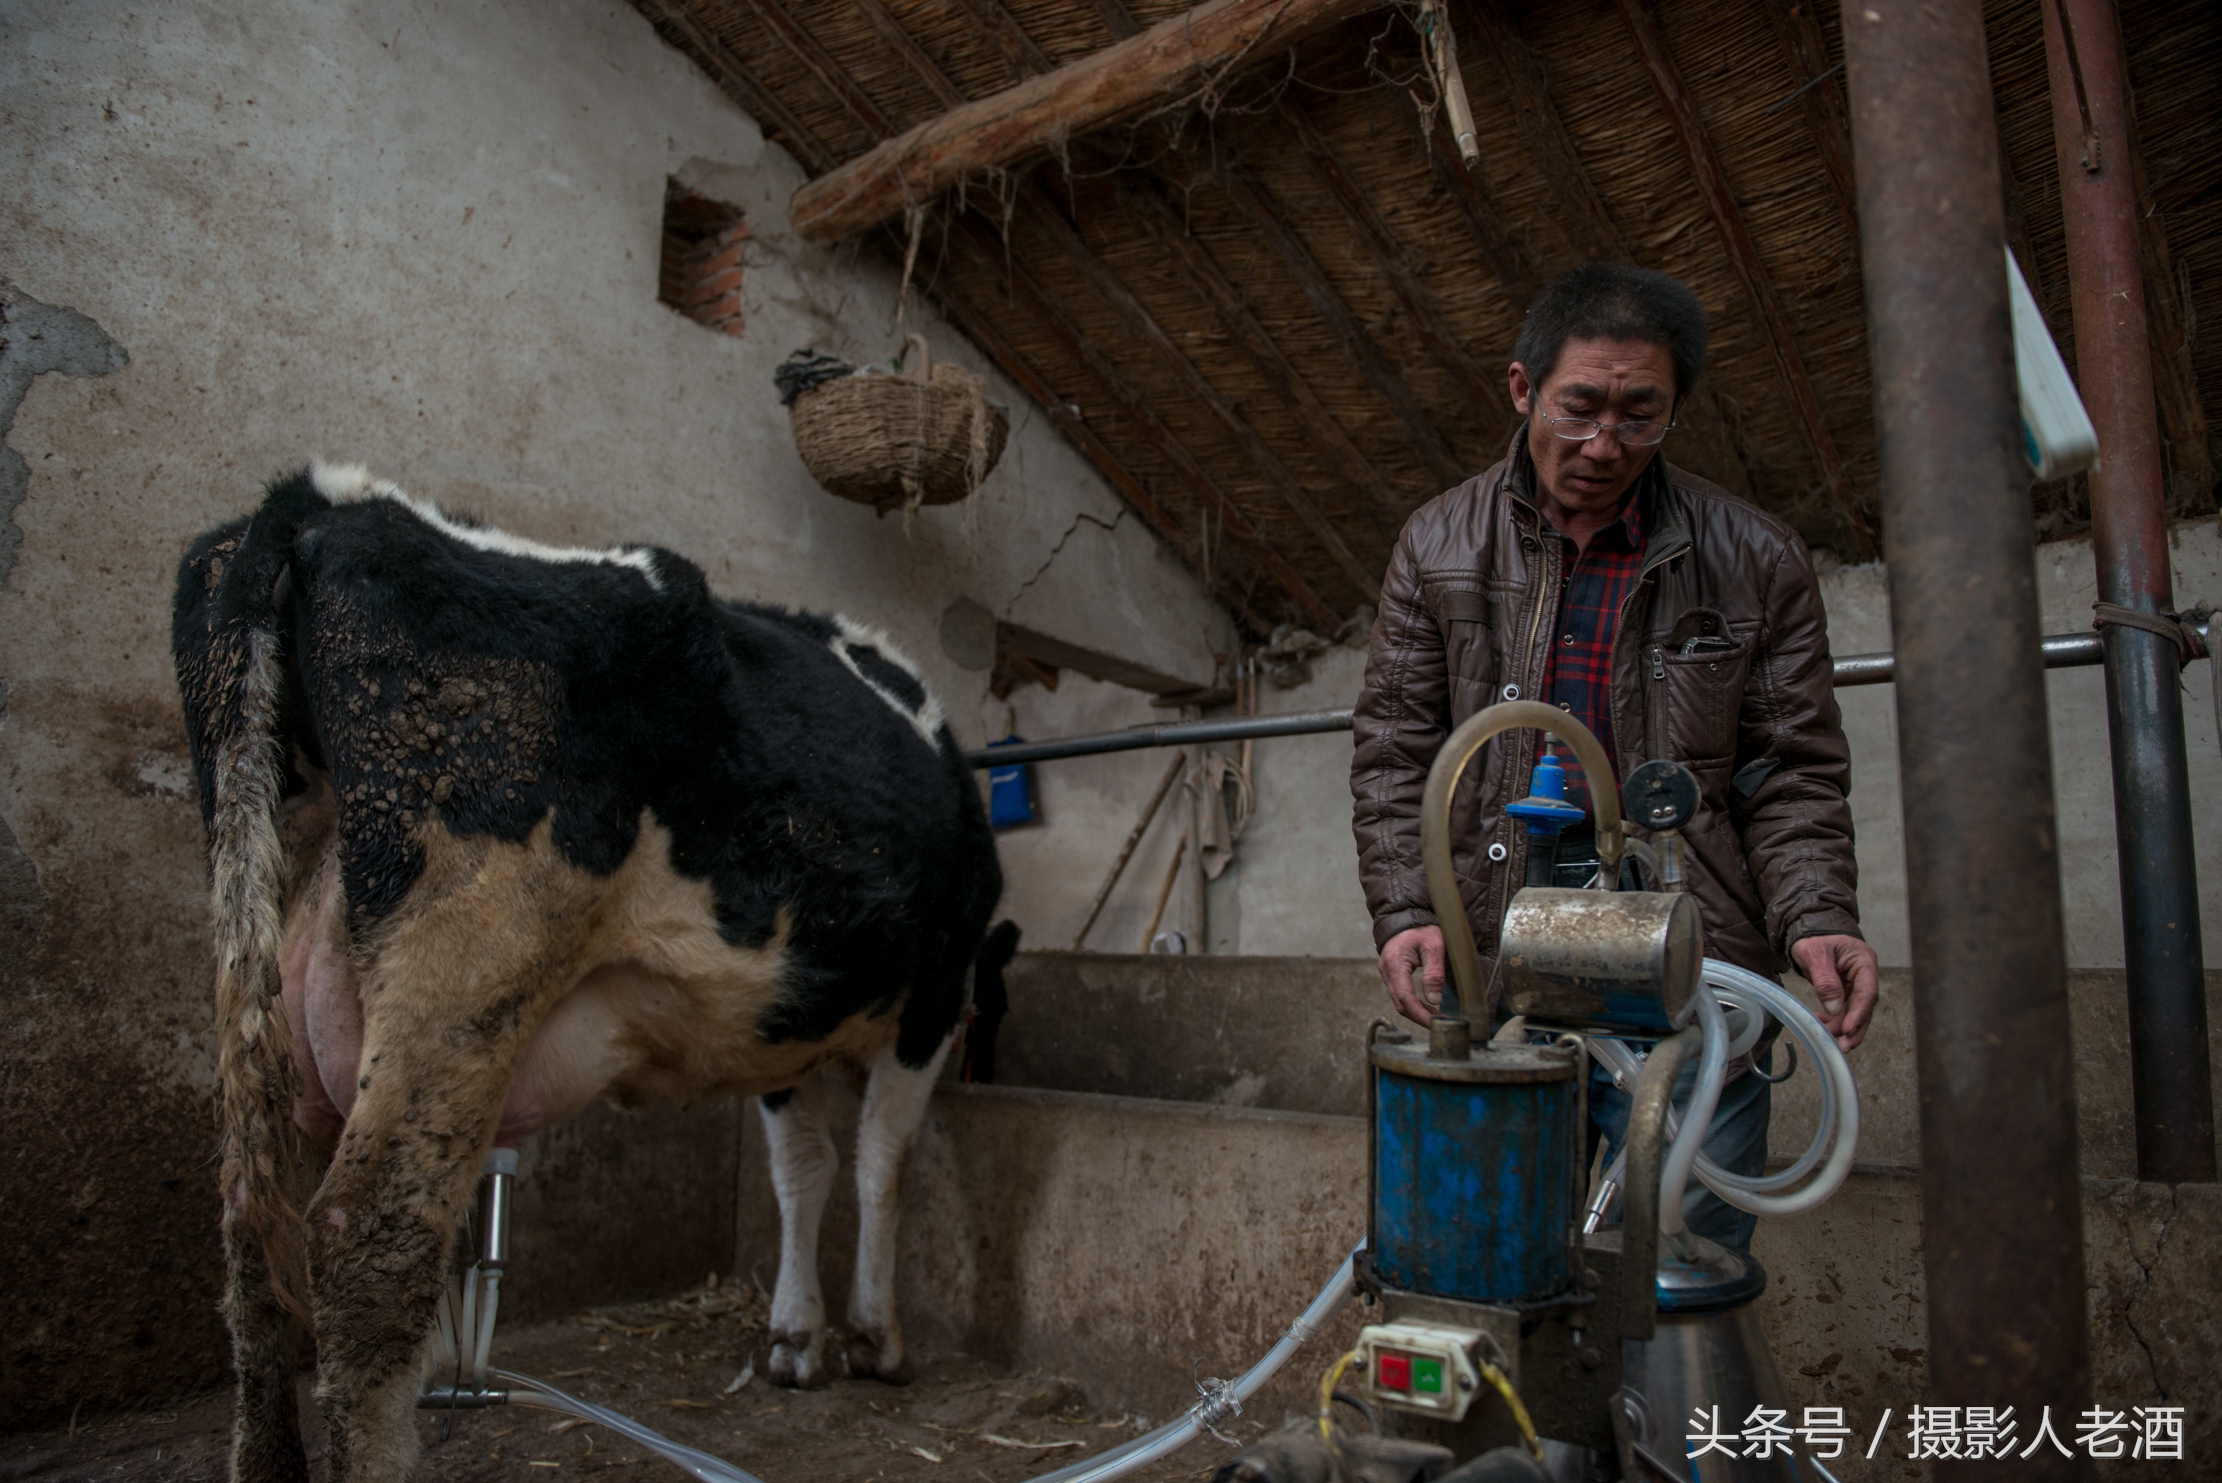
[
  {"x1": 1141, "y1": 832, "x2": 1190, "y2": 952},
  {"x1": 1070, "y1": 752, "x2": 1187, "y2": 949}
]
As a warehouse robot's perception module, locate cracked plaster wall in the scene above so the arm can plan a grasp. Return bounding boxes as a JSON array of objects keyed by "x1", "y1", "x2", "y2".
[{"x1": 0, "y1": 0, "x2": 1230, "y2": 1426}]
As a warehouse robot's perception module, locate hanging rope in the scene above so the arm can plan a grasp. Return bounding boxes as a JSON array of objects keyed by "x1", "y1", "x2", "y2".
[{"x1": 2093, "y1": 599, "x2": 2217, "y2": 758}]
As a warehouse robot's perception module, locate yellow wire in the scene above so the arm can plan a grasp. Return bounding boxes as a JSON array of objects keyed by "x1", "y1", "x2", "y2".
[
  {"x1": 1316, "y1": 1348, "x2": 1360, "y2": 1441},
  {"x1": 1478, "y1": 1360, "x2": 1544, "y2": 1461}
]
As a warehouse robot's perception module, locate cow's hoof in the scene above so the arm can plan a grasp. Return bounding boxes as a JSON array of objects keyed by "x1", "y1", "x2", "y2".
[
  {"x1": 846, "y1": 1331, "x2": 915, "y2": 1386},
  {"x1": 768, "y1": 1331, "x2": 835, "y2": 1390}
]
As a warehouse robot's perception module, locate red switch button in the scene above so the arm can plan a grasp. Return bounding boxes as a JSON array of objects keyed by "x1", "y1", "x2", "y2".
[{"x1": 1376, "y1": 1351, "x2": 1412, "y2": 1392}]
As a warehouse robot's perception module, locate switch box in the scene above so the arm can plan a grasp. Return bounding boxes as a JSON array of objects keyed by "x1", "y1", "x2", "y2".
[{"x1": 1356, "y1": 1321, "x2": 1485, "y2": 1422}]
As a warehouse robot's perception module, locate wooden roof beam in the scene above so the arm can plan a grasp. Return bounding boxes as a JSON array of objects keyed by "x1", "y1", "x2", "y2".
[
  {"x1": 1762, "y1": 0, "x2": 1860, "y2": 240},
  {"x1": 848, "y1": 0, "x2": 967, "y2": 109},
  {"x1": 920, "y1": 0, "x2": 1409, "y2": 548},
  {"x1": 1013, "y1": 183, "x2": 1382, "y2": 602},
  {"x1": 948, "y1": 0, "x2": 1056, "y2": 80},
  {"x1": 1617, "y1": 0, "x2": 1852, "y2": 520},
  {"x1": 1466, "y1": 0, "x2": 1625, "y2": 263},
  {"x1": 1392, "y1": 89, "x2": 1543, "y2": 313},
  {"x1": 2120, "y1": 72, "x2": 2212, "y2": 503},
  {"x1": 787, "y1": 0, "x2": 1389, "y2": 243},
  {"x1": 730, "y1": 0, "x2": 895, "y2": 138},
  {"x1": 1273, "y1": 96, "x2": 1515, "y2": 440},
  {"x1": 1081, "y1": 0, "x2": 1142, "y2": 41},
  {"x1": 1208, "y1": 160, "x2": 1471, "y2": 491},
  {"x1": 1122, "y1": 176, "x2": 1406, "y2": 534},
  {"x1": 631, "y1": 0, "x2": 839, "y2": 173},
  {"x1": 946, "y1": 219, "x2": 1342, "y2": 627}
]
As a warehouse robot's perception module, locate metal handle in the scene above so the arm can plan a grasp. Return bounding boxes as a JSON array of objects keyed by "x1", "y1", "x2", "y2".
[{"x1": 1421, "y1": 701, "x2": 1624, "y2": 1019}]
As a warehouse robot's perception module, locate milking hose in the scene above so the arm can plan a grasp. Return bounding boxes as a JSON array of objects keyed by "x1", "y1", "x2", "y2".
[
  {"x1": 1023, "y1": 1244, "x2": 1362, "y2": 1483},
  {"x1": 491, "y1": 1369, "x2": 769, "y2": 1483},
  {"x1": 1587, "y1": 959, "x2": 1860, "y2": 1224}
]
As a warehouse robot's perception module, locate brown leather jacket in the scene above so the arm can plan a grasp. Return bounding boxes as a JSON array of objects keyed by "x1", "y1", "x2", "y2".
[{"x1": 1351, "y1": 439, "x2": 1862, "y2": 984}]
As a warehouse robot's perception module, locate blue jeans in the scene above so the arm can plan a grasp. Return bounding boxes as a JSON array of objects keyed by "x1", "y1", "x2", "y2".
[{"x1": 1587, "y1": 1047, "x2": 1772, "y2": 1252}]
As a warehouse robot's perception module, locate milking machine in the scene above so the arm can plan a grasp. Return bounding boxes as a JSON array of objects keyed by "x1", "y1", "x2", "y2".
[
  {"x1": 412, "y1": 699, "x2": 1857, "y2": 1483},
  {"x1": 1194, "y1": 701, "x2": 1862, "y2": 1483}
]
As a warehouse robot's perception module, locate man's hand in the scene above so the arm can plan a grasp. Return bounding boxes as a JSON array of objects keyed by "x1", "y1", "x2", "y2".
[
  {"x1": 1378, "y1": 925, "x2": 1447, "y2": 1027},
  {"x1": 1790, "y1": 934, "x2": 1879, "y2": 1051}
]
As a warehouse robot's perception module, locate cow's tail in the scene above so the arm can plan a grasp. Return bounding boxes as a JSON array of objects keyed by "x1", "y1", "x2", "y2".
[{"x1": 203, "y1": 472, "x2": 326, "y2": 1329}]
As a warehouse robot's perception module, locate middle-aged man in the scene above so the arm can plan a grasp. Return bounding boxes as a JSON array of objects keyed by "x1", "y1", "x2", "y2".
[{"x1": 1349, "y1": 262, "x2": 1880, "y2": 1251}]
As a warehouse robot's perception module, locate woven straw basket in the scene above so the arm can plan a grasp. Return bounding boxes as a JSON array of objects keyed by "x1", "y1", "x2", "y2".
[{"x1": 789, "y1": 335, "x2": 1009, "y2": 514}]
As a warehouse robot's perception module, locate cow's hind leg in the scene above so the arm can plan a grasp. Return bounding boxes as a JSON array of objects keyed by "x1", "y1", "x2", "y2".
[
  {"x1": 307, "y1": 843, "x2": 592, "y2": 1480},
  {"x1": 224, "y1": 1212, "x2": 308, "y2": 1483},
  {"x1": 308, "y1": 1008, "x2": 554, "y2": 1480},
  {"x1": 845, "y1": 1033, "x2": 955, "y2": 1384},
  {"x1": 761, "y1": 1074, "x2": 840, "y2": 1389}
]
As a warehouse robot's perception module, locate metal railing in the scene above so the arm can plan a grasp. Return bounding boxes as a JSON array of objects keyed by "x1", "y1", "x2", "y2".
[{"x1": 966, "y1": 623, "x2": 2206, "y2": 769}]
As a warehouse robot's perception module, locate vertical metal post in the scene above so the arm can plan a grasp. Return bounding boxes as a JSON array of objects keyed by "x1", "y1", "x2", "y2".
[
  {"x1": 2044, "y1": 0, "x2": 2216, "y2": 1183},
  {"x1": 1185, "y1": 742, "x2": 1209, "y2": 953},
  {"x1": 1844, "y1": 2, "x2": 2093, "y2": 1467}
]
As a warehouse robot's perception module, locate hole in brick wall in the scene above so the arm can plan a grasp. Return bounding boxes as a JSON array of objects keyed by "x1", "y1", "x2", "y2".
[{"x1": 659, "y1": 180, "x2": 750, "y2": 335}]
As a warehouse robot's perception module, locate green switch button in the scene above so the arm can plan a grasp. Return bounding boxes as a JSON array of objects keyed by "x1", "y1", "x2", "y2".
[{"x1": 1412, "y1": 1357, "x2": 1444, "y2": 1394}]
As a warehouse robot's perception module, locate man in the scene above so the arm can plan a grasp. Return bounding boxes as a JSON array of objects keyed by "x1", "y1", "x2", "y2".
[{"x1": 1350, "y1": 263, "x2": 1878, "y2": 1251}]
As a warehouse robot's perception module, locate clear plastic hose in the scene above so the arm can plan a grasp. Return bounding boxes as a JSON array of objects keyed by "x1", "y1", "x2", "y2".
[
  {"x1": 1584, "y1": 960, "x2": 1861, "y2": 1228},
  {"x1": 1656, "y1": 984, "x2": 1730, "y2": 1238},
  {"x1": 1024, "y1": 1243, "x2": 1363, "y2": 1483},
  {"x1": 420, "y1": 1235, "x2": 1355, "y2": 1483},
  {"x1": 490, "y1": 1369, "x2": 770, "y2": 1483},
  {"x1": 1678, "y1": 961, "x2": 1860, "y2": 1216}
]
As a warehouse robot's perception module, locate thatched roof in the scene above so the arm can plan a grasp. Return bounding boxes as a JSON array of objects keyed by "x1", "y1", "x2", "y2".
[{"x1": 632, "y1": 0, "x2": 2220, "y2": 632}]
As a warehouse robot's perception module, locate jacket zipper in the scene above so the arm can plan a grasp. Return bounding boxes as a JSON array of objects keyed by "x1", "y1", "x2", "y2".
[
  {"x1": 1504, "y1": 501, "x2": 1557, "y2": 904},
  {"x1": 1614, "y1": 517, "x2": 1688, "y2": 772},
  {"x1": 1520, "y1": 532, "x2": 1553, "y2": 689}
]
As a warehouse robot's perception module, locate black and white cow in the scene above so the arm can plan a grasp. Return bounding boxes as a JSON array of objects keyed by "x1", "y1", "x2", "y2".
[{"x1": 173, "y1": 464, "x2": 1003, "y2": 1483}]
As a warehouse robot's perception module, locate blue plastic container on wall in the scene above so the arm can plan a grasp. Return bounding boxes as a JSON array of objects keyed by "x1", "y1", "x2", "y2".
[
  {"x1": 985, "y1": 733, "x2": 1036, "y2": 829},
  {"x1": 1370, "y1": 1038, "x2": 1582, "y2": 1304}
]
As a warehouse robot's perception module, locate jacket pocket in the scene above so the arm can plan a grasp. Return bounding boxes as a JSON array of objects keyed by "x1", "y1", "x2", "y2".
[
  {"x1": 1433, "y1": 585, "x2": 1497, "y2": 701},
  {"x1": 1650, "y1": 632, "x2": 1754, "y2": 765}
]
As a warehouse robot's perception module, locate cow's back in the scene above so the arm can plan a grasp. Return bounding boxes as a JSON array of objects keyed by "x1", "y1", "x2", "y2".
[{"x1": 178, "y1": 468, "x2": 1000, "y2": 1085}]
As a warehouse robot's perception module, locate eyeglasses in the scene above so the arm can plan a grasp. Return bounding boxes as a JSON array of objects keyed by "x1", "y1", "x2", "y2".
[{"x1": 1543, "y1": 415, "x2": 1675, "y2": 447}]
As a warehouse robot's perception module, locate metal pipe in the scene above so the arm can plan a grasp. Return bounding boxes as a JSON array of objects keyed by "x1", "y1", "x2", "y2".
[
  {"x1": 971, "y1": 707, "x2": 1355, "y2": 766},
  {"x1": 964, "y1": 626, "x2": 2192, "y2": 766},
  {"x1": 2045, "y1": 0, "x2": 2216, "y2": 1183},
  {"x1": 1420, "y1": 702, "x2": 1626, "y2": 1022},
  {"x1": 1619, "y1": 1027, "x2": 1698, "y2": 1346},
  {"x1": 1845, "y1": 0, "x2": 2094, "y2": 1457}
]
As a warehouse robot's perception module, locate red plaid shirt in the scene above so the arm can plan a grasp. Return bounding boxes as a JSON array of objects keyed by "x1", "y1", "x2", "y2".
[{"x1": 1539, "y1": 489, "x2": 1648, "y2": 810}]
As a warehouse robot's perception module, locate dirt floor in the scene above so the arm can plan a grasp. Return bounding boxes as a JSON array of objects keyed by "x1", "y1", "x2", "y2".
[{"x1": 0, "y1": 1282, "x2": 1288, "y2": 1483}]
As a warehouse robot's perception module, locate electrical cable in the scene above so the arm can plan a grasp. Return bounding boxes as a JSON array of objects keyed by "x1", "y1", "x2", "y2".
[
  {"x1": 1476, "y1": 1361, "x2": 1543, "y2": 1461},
  {"x1": 1316, "y1": 1349, "x2": 1360, "y2": 1441}
]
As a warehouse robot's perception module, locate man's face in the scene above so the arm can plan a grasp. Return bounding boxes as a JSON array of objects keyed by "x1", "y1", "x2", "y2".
[{"x1": 1509, "y1": 337, "x2": 1678, "y2": 517}]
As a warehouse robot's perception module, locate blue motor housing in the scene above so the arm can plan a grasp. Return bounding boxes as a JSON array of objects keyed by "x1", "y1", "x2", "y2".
[{"x1": 1370, "y1": 1038, "x2": 1582, "y2": 1304}]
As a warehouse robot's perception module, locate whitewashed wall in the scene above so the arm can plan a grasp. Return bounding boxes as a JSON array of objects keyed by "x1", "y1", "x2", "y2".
[{"x1": 0, "y1": 0, "x2": 1230, "y2": 1418}]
